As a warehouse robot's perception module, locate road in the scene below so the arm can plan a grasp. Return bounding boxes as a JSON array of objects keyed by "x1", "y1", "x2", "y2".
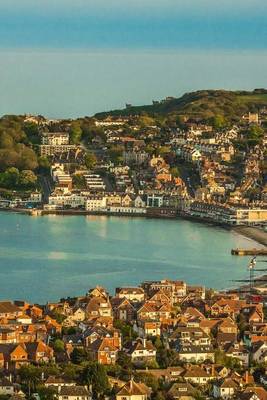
[{"x1": 39, "y1": 175, "x2": 53, "y2": 203}]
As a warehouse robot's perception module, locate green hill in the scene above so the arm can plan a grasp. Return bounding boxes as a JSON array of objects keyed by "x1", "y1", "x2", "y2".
[{"x1": 95, "y1": 89, "x2": 267, "y2": 122}]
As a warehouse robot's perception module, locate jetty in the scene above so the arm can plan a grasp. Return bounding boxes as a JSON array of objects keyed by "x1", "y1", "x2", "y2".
[{"x1": 231, "y1": 248, "x2": 267, "y2": 256}]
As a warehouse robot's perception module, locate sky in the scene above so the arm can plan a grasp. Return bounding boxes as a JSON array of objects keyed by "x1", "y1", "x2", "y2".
[
  {"x1": 0, "y1": 0, "x2": 266, "y2": 117},
  {"x1": 0, "y1": 0, "x2": 267, "y2": 50}
]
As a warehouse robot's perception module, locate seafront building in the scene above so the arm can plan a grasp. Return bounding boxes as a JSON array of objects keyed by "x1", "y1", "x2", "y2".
[{"x1": 0, "y1": 111, "x2": 266, "y2": 228}]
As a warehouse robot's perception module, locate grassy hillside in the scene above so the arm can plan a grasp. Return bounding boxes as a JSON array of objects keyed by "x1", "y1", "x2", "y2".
[{"x1": 95, "y1": 89, "x2": 267, "y2": 122}]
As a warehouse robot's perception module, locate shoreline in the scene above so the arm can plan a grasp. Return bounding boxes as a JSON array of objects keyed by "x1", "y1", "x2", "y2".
[
  {"x1": 0, "y1": 206, "x2": 267, "y2": 248},
  {"x1": 231, "y1": 226, "x2": 267, "y2": 248}
]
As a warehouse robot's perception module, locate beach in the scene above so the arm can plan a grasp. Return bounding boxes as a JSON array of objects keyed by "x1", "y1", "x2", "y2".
[{"x1": 232, "y1": 226, "x2": 267, "y2": 248}]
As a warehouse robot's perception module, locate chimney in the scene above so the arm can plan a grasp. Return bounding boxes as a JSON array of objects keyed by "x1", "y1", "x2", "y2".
[{"x1": 245, "y1": 370, "x2": 249, "y2": 384}]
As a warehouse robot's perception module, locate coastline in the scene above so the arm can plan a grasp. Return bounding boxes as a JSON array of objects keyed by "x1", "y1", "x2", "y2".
[
  {"x1": 231, "y1": 226, "x2": 267, "y2": 248},
  {"x1": 1, "y1": 206, "x2": 267, "y2": 248}
]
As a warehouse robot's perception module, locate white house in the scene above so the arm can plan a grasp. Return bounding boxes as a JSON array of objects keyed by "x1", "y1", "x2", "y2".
[
  {"x1": 58, "y1": 386, "x2": 91, "y2": 400},
  {"x1": 213, "y1": 378, "x2": 239, "y2": 399}
]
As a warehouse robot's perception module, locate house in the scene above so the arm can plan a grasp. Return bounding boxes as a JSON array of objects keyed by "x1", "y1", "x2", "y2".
[
  {"x1": 44, "y1": 376, "x2": 76, "y2": 391},
  {"x1": 0, "y1": 328, "x2": 17, "y2": 344},
  {"x1": 224, "y1": 341, "x2": 249, "y2": 367},
  {"x1": 134, "y1": 196, "x2": 146, "y2": 208},
  {"x1": 83, "y1": 326, "x2": 121, "y2": 348},
  {"x1": 137, "y1": 302, "x2": 172, "y2": 321},
  {"x1": 183, "y1": 365, "x2": 213, "y2": 385},
  {"x1": 218, "y1": 318, "x2": 238, "y2": 334},
  {"x1": 85, "y1": 296, "x2": 112, "y2": 319},
  {"x1": 210, "y1": 299, "x2": 246, "y2": 318},
  {"x1": 178, "y1": 344, "x2": 215, "y2": 363},
  {"x1": 85, "y1": 196, "x2": 107, "y2": 212},
  {"x1": 121, "y1": 194, "x2": 133, "y2": 207},
  {"x1": 213, "y1": 378, "x2": 239, "y2": 399},
  {"x1": 0, "y1": 344, "x2": 29, "y2": 370},
  {"x1": 25, "y1": 341, "x2": 54, "y2": 363},
  {"x1": 116, "y1": 379, "x2": 151, "y2": 400},
  {"x1": 136, "y1": 367, "x2": 184, "y2": 383},
  {"x1": 125, "y1": 338, "x2": 156, "y2": 366},
  {"x1": 146, "y1": 195, "x2": 164, "y2": 208},
  {"x1": 251, "y1": 341, "x2": 267, "y2": 363},
  {"x1": 167, "y1": 382, "x2": 195, "y2": 399},
  {"x1": 0, "y1": 302, "x2": 22, "y2": 319},
  {"x1": 0, "y1": 378, "x2": 16, "y2": 395},
  {"x1": 63, "y1": 308, "x2": 86, "y2": 327},
  {"x1": 58, "y1": 386, "x2": 91, "y2": 400},
  {"x1": 243, "y1": 387, "x2": 267, "y2": 400},
  {"x1": 41, "y1": 132, "x2": 69, "y2": 146},
  {"x1": 89, "y1": 336, "x2": 119, "y2": 365},
  {"x1": 171, "y1": 326, "x2": 211, "y2": 346},
  {"x1": 111, "y1": 298, "x2": 136, "y2": 322},
  {"x1": 115, "y1": 287, "x2": 145, "y2": 303},
  {"x1": 142, "y1": 280, "x2": 187, "y2": 303},
  {"x1": 142, "y1": 322, "x2": 161, "y2": 337}
]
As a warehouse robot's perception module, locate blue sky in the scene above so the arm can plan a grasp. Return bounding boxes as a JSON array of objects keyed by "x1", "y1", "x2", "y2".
[{"x1": 0, "y1": 0, "x2": 267, "y2": 49}]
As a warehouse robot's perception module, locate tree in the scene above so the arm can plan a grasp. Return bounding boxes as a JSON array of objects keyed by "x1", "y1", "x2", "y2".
[
  {"x1": 113, "y1": 320, "x2": 137, "y2": 341},
  {"x1": 37, "y1": 385, "x2": 57, "y2": 400},
  {"x1": 70, "y1": 122, "x2": 82, "y2": 144},
  {"x1": 0, "y1": 149, "x2": 19, "y2": 171},
  {"x1": 154, "y1": 337, "x2": 163, "y2": 350},
  {"x1": 82, "y1": 362, "x2": 110, "y2": 397},
  {"x1": 139, "y1": 115, "x2": 155, "y2": 127},
  {"x1": 108, "y1": 145, "x2": 124, "y2": 165},
  {"x1": 209, "y1": 114, "x2": 227, "y2": 130},
  {"x1": 19, "y1": 170, "x2": 37, "y2": 188},
  {"x1": 52, "y1": 339, "x2": 65, "y2": 353},
  {"x1": 70, "y1": 347, "x2": 89, "y2": 364},
  {"x1": 247, "y1": 124, "x2": 264, "y2": 146},
  {"x1": 84, "y1": 153, "x2": 97, "y2": 170},
  {"x1": 170, "y1": 167, "x2": 180, "y2": 178},
  {"x1": 1, "y1": 167, "x2": 20, "y2": 188},
  {"x1": 38, "y1": 156, "x2": 51, "y2": 173},
  {"x1": 62, "y1": 363, "x2": 80, "y2": 381},
  {"x1": 157, "y1": 348, "x2": 178, "y2": 368},
  {"x1": 17, "y1": 145, "x2": 38, "y2": 170},
  {"x1": 23, "y1": 122, "x2": 40, "y2": 144},
  {"x1": 0, "y1": 132, "x2": 14, "y2": 148},
  {"x1": 19, "y1": 364, "x2": 42, "y2": 397},
  {"x1": 117, "y1": 351, "x2": 133, "y2": 369},
  {"x1": 72, "y1": 174, "x2": 85, "y2": 189}
]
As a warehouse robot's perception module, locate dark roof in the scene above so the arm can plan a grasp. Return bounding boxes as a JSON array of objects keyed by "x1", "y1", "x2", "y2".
[
  {"x1": 168, "y1": 382, "x2": 195, "y2": 397},
  {"x1": 59, "y1": 386, "x2": 90, "y2": 396},
  {"x1": 0, "y1": 302, "x2": 21, "y2": 314}
]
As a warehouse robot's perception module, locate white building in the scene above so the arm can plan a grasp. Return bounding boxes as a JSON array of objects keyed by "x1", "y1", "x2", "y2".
[
  {"x1": 84, "y1": 174, "x2": 106, "y2": 191},
  {"x1": 41, "y1": 132, "x2": 69, "y2": 145},
  {"x1": 48, "y1": 193, "x2": 86, "y2": 208},
  {"x1": 85, "y1": 196, "x2": 107, "y2": 211}
]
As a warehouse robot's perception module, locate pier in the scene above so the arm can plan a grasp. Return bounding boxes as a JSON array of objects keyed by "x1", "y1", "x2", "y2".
[{"x1": 231, "y1": 248, "x2": 267, "y2": 256}]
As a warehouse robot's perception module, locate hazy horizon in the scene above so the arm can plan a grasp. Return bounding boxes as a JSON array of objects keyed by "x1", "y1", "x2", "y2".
[{"x1": 0, "y1": 0, "x2": 266, "y2": 118}]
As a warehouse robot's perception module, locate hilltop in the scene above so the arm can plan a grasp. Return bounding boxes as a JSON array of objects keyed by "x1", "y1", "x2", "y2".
[{"x1": 95, "y1": 89, "x2": 267, "y2": 122}]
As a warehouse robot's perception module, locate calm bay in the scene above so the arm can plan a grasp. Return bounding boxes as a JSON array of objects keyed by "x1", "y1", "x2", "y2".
[{"x1": 0, "y1": 212, "x2": 261, "y2": 303}]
